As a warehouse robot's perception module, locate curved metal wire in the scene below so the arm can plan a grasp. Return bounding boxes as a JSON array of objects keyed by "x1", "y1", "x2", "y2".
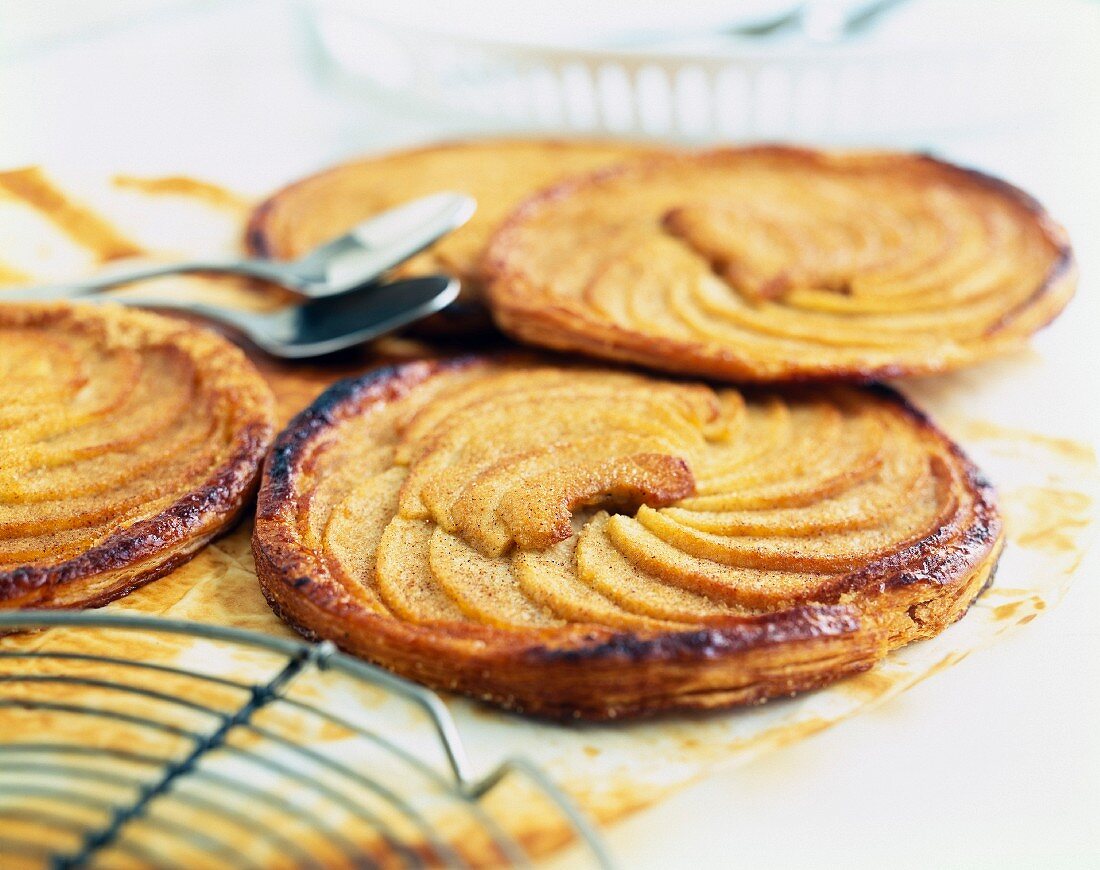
[
  {"x1": 0, "y1": 610, "x2": 613, "y2": 869},
  {"x1": 0, "y1": 758, "x2": 327, "y2": 867},
  {"x1": 0, "y1": 744, "x2": 349, "y2": 868},
  {"x1": 0, "y1": 673, "x2": 457, "y2": 862},
  {"x1": 0, "y1": 650, "x2": 461, "y2": 793},
  {"x1": 0, "y1": 698, "x2": 412, "y2": 866}
]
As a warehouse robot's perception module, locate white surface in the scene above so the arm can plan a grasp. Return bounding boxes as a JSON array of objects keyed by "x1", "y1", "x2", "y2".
[{"x1": 1, "y1": 1, "x2": 1098, "y2": 867}]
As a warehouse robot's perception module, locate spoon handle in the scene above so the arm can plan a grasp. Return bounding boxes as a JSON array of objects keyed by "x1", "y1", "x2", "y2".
[
  {"x1": 9, "y1": 259, "x2": 306, "y2": 301},
  {"x1": 74, "y1": 293, "x2": 262, "y2": 334}
]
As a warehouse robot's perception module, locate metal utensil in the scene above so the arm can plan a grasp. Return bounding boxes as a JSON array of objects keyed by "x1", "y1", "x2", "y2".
[
  {"x1": 16, "y1": 192, "x2": 476, "y2": 301},
  {"x1": 615, "y1": 0, "x2": 908, "y2": 45},
  {"x1": 93, "y1": 275, "x2": 459, "y2": 358},
  {"x1": 799, "y1": 0, "x2": 910, "y2": 42}
]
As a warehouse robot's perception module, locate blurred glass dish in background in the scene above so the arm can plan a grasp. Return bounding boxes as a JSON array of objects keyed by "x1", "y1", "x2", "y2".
[{"x1": 306, "y1": 0, "x2": 1093, "y2": 144}]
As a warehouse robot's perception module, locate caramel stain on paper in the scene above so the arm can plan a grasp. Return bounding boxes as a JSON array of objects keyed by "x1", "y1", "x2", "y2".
[
  {"x1": 0, "y1": 166, "x2": 142, "y2": 261},
  {"x1": 112, "y1": 174, "x2": 250, "y2": 212},
  {"x1": 920, "y1": 651, "x2": 970, "y2": 682},
  {"x1": 559, "y1": 779, "x2": 669, "y2": 828},
  {"x1": 724, "y1": 716, "x2": 834, "y2": 755},
  {"x1": 950, "y1": 418, "x2": 1095, "y2": 466},
  {"x1": 0, "y1": 262, "x2": 29, "y2": 285},
  {"x1": 837, "y1": 668, "x2": 900, "y2": 704},
  {"x1": 992, "y1": 600, "x2": 1025, "y2": 620},
  {"x1": 1004, "y1": 486, "x2": 1093, "y2": 555},
  {"x1": 836, "y1": 650, "x2": 974, "y2": 713}
]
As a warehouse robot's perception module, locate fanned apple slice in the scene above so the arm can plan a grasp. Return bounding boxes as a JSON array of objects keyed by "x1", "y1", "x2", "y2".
[
  {"x1": 375, "y1": 517, "x2": 468, "y2": 623},
  {"x1": 514, "y1": 530, "x2": 673, "y2": 630},
  {"x1": 605, "y1": 513, "x2": 834, "y2": 609},
  {"x1": 575, "y1": 512, "x2": 747, "y2": 620},
  {"x1": 665, "y1": 446, "x2": 928, "y2": 537},
  {"x1": 428, "y1": 529, "x2": 561, "y2": 628},
  {"x1": 321, "y1": 467, "x2": 405, "y2": 611},
  {"x1": 635, "y1": 467, "x2": 960, "y2": 573}
]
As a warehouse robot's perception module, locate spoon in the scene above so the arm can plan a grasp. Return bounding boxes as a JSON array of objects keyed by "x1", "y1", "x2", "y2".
[
  {"x1": 91, "y1": 275, "x2": 460, "y2": 358},
  {"x1": 15, "y1": 192, "x2": 476, "y2": 301}
]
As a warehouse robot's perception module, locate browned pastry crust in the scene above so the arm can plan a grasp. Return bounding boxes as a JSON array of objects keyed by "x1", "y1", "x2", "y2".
[
  {"x1": 0, "y1": 303, "x2": 275, "y2": 610},
  {"x1": 484, "y1": 146, "x2": 1075, "y2": 382},
  {"x1": 245, "y1": 139, "x2": 661, "y2": 333},
  {"x1": 253, "y1": 356, "x2": 1002, "y2": 720}
]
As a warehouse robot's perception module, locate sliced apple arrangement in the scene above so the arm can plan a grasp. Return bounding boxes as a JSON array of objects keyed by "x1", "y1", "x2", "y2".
[
  {"x1": 0, "y1": 303, "x2": 275, "y2": 610},
  {"x1": 253, "y1": 356, "x2": 1002, "y2": 719},
  {"x1": 485, "y1": 146, "x2": 1074, "y2": 381}
]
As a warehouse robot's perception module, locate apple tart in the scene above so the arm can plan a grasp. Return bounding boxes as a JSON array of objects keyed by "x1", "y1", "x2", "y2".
[
  {"x1": 485, "y1": 146, "x2": 1075, "y2": 381},
  {"x1": 253, "y1": 357, "x2": 1002, "y2": 719},
  {"x1": 246, "y1": 139, "x2": 657, "y2": 331},
  {"x1": 0, "y1": 303, "x2": 275, "y2": 610}
]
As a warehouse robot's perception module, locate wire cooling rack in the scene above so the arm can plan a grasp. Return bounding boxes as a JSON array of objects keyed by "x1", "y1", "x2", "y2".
[{"x1": 0, "y1": 611, "x2": 612, "y2": 869}]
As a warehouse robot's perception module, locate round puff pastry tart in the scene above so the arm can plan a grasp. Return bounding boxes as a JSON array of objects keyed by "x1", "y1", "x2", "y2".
[
  {"x1": 485, "y1": 146, "x2": 1075, "y2": 382},
  {"x1": 253, "y1": 356, "x2": 1002, "y2": 720},
  {"x1": 0, "y1": 303, "x2": 276, "y2": 610},
  {"x1": 246, "y1": 139, "x2": 657, "y2": 331}
]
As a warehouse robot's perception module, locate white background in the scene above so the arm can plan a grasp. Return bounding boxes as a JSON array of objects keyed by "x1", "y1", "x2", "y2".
[{"x1": 2, "y1": 1, "x2": 1098, "y2": 867}]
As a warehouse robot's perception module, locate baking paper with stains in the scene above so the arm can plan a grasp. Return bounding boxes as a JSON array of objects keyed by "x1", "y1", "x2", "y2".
[{"x1": 0, "y1": 168, "x2": 1094, "y2": 865}]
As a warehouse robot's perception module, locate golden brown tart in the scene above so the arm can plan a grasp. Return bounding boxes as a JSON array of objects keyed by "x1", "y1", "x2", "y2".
[
  {"x1": 0, "y1": 303, "x2": 275, "y2": 610},
  {"x1": 485, "y1": 146, "x2": 1075, "y2": 381},
  {"x1": 253, "y1": 356, "x2": 1002, "y2": 719},
  {"x1": 246, "y1": 139, "x2": 658, "y2": 331}
]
